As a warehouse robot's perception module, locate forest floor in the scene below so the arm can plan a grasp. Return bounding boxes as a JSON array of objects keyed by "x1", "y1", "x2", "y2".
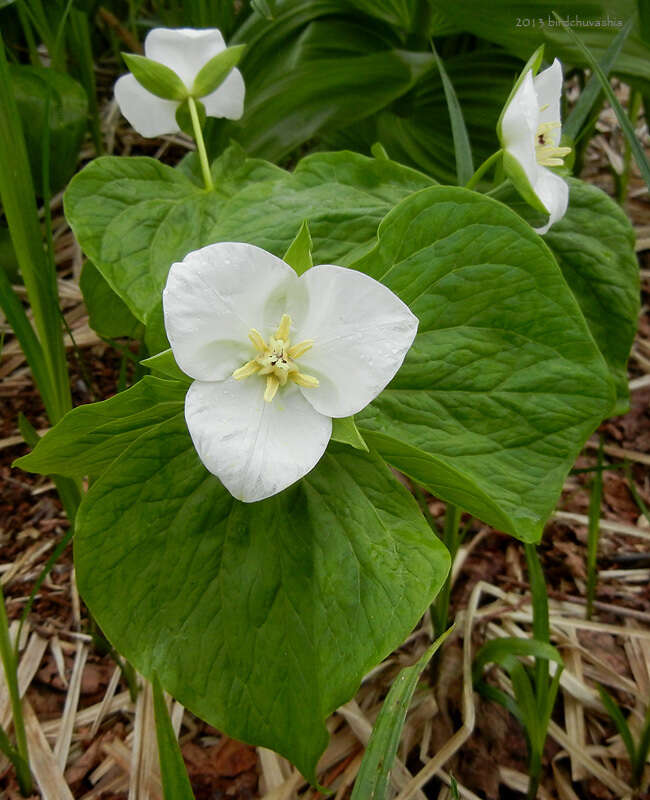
[{"x1": 1, "y1": 89, "x2": 649, "y2": 800}]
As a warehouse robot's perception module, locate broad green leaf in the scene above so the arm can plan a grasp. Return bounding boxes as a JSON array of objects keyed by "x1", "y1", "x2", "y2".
[
  {"x1": 350, "y1": 627, "x2": 451, "y2": 800},
  {"x1": 15, "y1": 377, "x2": 186, "y2": 479},
  {"x1": 141, "y1": 349, "x2": 191, "y2": 383},
  {"x1": 325, "y1": 48, "x2": 524, "y2": 184},
  {"x1": 352, "y1": 186, "x2": 615, "y2": 542},
  {"x1": 495, "y1": 178, "x2": 639, "y2": 414},
  {"x1": 345, "y1": 0, "x2": 417, "y2": 31},
  {"x1": 210, "y1": 4, "x2": 432, "y2": 161},
  {"x1": 73, "y1": 415, "x2": 450, "y2": 781},
  {"x1": 152, "y1": 673, "x2": 196, "y2": 800},
  {"x1": 122, "y1": 53, "x2": 188, "y2": 101},
  {"x1": 64, "y1": 148, "x2": 432, "y2": 323},
  {"x1": 80, "y1": 262, "x2": 143, "y2": 340},
  {"x1": 10, "y1": 64, "x2": 87, "y2": 196},
  {"x1": 192, "y1": 45, "x2": 246, "y2": 98},
  {"x1": 331, "y1": 417, "x2": 369, "y2": 452},
  {"x1": 428, "y1": 0, "x2": 650, "y2": 94},
  {"x1": 282, "y1": 220, "x2": 313, "y2": 275},
  {"x1": 63, "y1": 146, "x2": 285, "y2": 322}
]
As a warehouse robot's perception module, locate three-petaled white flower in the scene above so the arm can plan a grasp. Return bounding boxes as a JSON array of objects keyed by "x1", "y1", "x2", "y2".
[
  {"x1": 499, "y1": 59, "x2": 571, "y2": 234},
  {"x1": 114, "y1": 28, "x2": 244, "y2": 137},
  {"x1": 162, "y1": 242, "x2": 418, "y2": 502}
]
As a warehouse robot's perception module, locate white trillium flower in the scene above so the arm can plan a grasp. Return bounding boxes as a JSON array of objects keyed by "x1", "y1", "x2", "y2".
[
  {"x1": 162, "y1": 242, "x2": 418, "y2": 502},
  {"x1": 114, "y1": 28, "x2": 245, "y2": 137},
  {"x1": 500, "y1": 59, "x2": 571, "y2": 235}
]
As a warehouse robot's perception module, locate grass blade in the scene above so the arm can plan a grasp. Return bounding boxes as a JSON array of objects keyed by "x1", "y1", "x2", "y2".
[
  {"x1": 586, "y1": 439, "x2": 604, "y2": 618},
  {"x1": 351, "y1": 627, "x2": 453, "y2": 800},
  {"x1": 0, "y1": 587, "x2": 32, "y2": 794},
  {"x1": 597, "y1": 684, "x2": 636, "y2": 764},
  {"x1": 431, "y1": 41, "x2": 474, "y2": 185},
  {"x1": 563, "y1": 16, "x2": 635, "y2": 142},
  {"x1": 553, "y1": 11, "x2": 650, "y2": 190},
  {"x1": 152, "y1": 672, "x2": 195, "y2": 800},
  {"x1": 0, "y1": 33, "x2": 71, "y2": 423}
]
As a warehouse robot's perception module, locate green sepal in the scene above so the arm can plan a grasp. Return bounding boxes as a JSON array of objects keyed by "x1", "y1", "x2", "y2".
[
  {"x1": 496, "y1": 44, "x2": 544, "y2": 141},
  {"x1": 501, "y1": 150, "x2": 549, "y2": 216},
  {"x1": 175, "y1": 97, "x2": 206, "y2": 137},
  {"x1": 191, "y1": 45, "x2": 246, "y2": 99},
  {"x1": 141, "y1": 349, "x2": 191, "y2": 384},
  {"x1": 122, "y1": 53, "x2": 188, "y2": 101},
  {"x1": 282, "y1": 220, "x2": 313, "y2": 275},
  {"x1": 331, "y1": 417, "x2": 369, "y2": 452}
]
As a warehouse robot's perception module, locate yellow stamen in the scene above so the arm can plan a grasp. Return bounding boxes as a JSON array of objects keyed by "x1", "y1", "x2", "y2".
[
  {"x1": 290, "y1": 372, "x2": 319, "y2": 389},
  {"x1": 232, "y1": 314, "x2": 320, "y2": 402},
  {"x1": 535, "y1": 118, "x2": 571, "y2": 167},
  {"x1": 264, "y1": 375, "x2": 280, "y2": 402},
  {"x1": 287, "y1": 339, "x2": 314, "y2": 359},
  {"x1": 233, "y1": 360, "x2": 260, "y2": 380},
  {"x1": 275, "y1": 314, "x2": 291, "y2": 340},
  {"x1": 249, "y1": 329, "x2": 266, "y2": 353}
]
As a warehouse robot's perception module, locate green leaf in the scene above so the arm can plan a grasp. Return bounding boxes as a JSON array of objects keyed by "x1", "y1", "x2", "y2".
[
  {"x1": 325, "y1": 48, "x2": 526, "y2": 184},
  {"x1": 431, "y1": 42, "x2": 474, "y2": 185},
  {"x1": 552, "y1": 12, "x2": 650, "y2": 190},
  {"x1": 15, "y1": 376, "x2": 186, "y2": 480},
  {"x1": 352, "y1": 186, "x2": 614, "y2": 542},
  {"x1": 211, "y1": 6, "x2": 434, "y2": 162},
  {"x1": 428, "y1": 1, "x2": 650, "y2": 94},
  {"x1": 152, "y1": 673, "x2": 195, "y2": 800},
  {"x1": 141, "y1": 349, "x2": 191, "y2": 383},
  {"x1": 73, "y1": 415, "x2": 450, "y2": 781},
  {"x1": 64, "y1": 148, "x2": 432, "y2": 324},
  {"x1": 350, "y1": 627, "x2": 451, "y2": 800},
  {"x1": 331, "y1": 417, "x2": 369, "y2": 452},
  {"x1": 495, "y1": 178, "x2": 640, "y2": 414},
  {"x1": 345, "y1": 0, "x2": 417, "y2": 31},
  {"x1": 282, "y1": 220, "x2": 313, "y2": 275},
  {"x1": 80, "y1": 262, "x2": 143, "y2": 340},
  {"x1": 192, "y1": 44, "x2": 246, "y2": 98},
  {"x1": 122, "y1": 53, "x2": 188, "y2": 101},
  {"x1": 563, "y1": 17, "x2": 635, "y2": 142},
  {"x1": 10, "y1": 64, "x2": 88, "y2": 196}
]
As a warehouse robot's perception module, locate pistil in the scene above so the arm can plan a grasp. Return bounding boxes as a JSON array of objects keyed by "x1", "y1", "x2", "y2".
[
  {"x1": 535, "y1": 121, "x2": 571, "y2": 167},
  {"x1": 233, "y1": 314, "x2": 319, "y2": 402}
]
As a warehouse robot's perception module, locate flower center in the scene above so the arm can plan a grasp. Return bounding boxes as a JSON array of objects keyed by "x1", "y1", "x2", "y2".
[
  {"x1": 232, "y1": 314, "x2": 319, "y2": 402},
  {"x1": 535, "y1": 120, "x2": 571, "y2": 167}
]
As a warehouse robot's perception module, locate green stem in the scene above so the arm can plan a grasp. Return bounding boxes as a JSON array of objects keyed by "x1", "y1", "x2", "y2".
[
  {"x1": 187, "y1": 96, "x2": 213, "y2": 191},
  {"x1": 430, "y1": 503, "x2": 462, "y2": 638},
  {"x1": 0, "y1": 588, "x2": 32, "y2": 795},
  {"x1": 465, "y1": 149, "x2": 502, "y2": 190}
]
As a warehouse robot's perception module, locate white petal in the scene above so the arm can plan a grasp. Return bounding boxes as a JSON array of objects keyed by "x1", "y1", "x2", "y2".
[
  {"x1": 185, "y1": 378, "x2": 331, "y2": 502},
  {"x1": 534, "y1": 59, "x2": 563, "y2": 146},
  {"x1": 201, "y1": 67, "x2": 245, "y2": 120},
  {"x1": 163, "y1": 242, "x2": 300, "y2": 382},
  {"x1": 114, "y1": 74, "x2": 180, "y2": 137},
  {"x1": 533, "y1": 168, "x2": 569, "y2": 234},
  {"x1": 500, "y1": 69, "x2": 539, "y2": 188},
  {"x1": 293, "y1": 265, "x2": 418, "y2": 418},
  {"x1": 144, "y1": 27, "x2": 226, "y2": 90}
]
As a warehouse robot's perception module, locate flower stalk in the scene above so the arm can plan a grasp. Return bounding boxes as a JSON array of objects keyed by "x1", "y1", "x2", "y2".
[
  {"x1": 465, "y1": 149, "x2": 502, "y2": 191},
  {"x1": 187, "y1": 96, "x2": 214, "y2": 191}
]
